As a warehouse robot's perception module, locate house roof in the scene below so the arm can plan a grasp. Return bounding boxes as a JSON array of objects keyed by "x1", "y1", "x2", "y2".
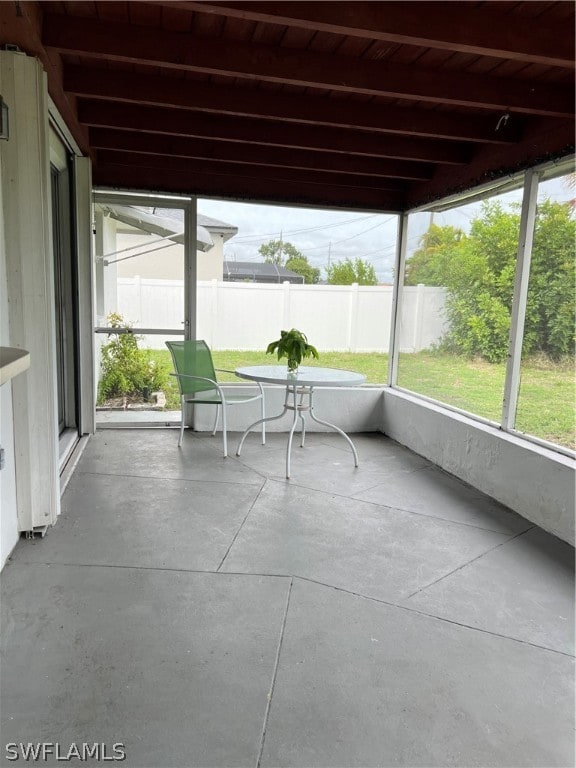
[
  {"x1": 153, "y1": 208, "x2": 238, "y2": 242},
  {"x1": 223, "y1": 261, "x2": 304, "y2": 284},
  {"x1": 4, "y1": 1, "x2": 574, "y2": 211},
  {"x1": 96, "y1": 204, "x2": 215, "y2": 252}
]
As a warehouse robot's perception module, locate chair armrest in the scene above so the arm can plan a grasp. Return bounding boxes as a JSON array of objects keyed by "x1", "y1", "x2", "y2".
[
  {"x1": 170, "y1": 372, "x2": 218, "y2": 387},
  {"x1": 214, "y1": 368, "x2": 238, "y2": 375}
]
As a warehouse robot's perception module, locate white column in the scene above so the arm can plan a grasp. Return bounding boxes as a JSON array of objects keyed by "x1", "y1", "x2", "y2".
[
  {"x1": 0, "y1": 118, "x2": 19, "y2": 566},
  {"x1": 0, "y1": 52, "x2": 59, "y2": 531},
  {"x1": 94, "y1": 209, "x2": 117, "y2": 324},
  {"x1": 184, "y1": 198, "x2": 197, "y2": 428},
  {"x1": 388, "y1": 213, "x2": 408, "y2": 386},
  {"x1": 501, "y1": 170, "x2": 540, "y2": 429},
  {"x1": 73, "y1": 156, "x2": 95, "y2": 435}
]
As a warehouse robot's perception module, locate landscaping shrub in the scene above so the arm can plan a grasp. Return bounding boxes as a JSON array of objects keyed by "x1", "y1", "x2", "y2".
[
  {"x1": 406, "y1": 200, "x2": 575, "y2": 363},
  {"x1": 97, "y1": 313, "x2": 169, "y2": 403}
]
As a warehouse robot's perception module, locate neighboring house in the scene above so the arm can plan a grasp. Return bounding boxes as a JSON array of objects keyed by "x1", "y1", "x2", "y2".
[
  {"x1": 223, "y1": 260, "x2": 304, "y2": 284},
  {"x1": 102, "y1": 205, "x2": 238, "y2": 282}
]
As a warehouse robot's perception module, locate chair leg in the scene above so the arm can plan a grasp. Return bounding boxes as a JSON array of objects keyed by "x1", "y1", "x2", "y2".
[
  {"x1": 260, "y1": 392, "x2": 266, "y2": 445},
  {"x1": 221, "y1": 400, "x2": 228, "y2": 458},
  {"x1": 211, "y1": 404, "x2": 220, "y2": 436},
  {"x1": 178, "y1": 396, "x2": 185, "y2": 448}
]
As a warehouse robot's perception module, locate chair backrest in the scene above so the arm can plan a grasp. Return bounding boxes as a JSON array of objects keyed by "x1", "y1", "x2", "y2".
[{"x1": 165, "y1": 340, "x2": 218, "y2": 395}]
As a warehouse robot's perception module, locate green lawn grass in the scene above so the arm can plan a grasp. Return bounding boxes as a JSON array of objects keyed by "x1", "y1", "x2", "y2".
[{"x1": 148, "y1": 348, "x2": 575, "y2": 450}]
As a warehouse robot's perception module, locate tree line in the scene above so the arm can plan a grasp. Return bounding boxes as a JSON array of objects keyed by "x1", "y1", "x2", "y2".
[
  {"x1": 258, "y1": 239, "x2": 378, "y2": 285},
  {"x1": 405, "y1": 199, "x2": 574, "y2": 362}
]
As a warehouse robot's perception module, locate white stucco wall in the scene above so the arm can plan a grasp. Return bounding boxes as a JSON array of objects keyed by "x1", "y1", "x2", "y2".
[
  {"x1": 0, "y1": 148, "x2": 19, "y2": 567},
  {"x1": 1, "y1": 52, "x2": 60, "y2": 556},
  {"x1": 382, "y1": 389, "x2": 575, "y2": 546},
  {"x1": 115, "y1": 231, "x2": 225, "y2": 281}
]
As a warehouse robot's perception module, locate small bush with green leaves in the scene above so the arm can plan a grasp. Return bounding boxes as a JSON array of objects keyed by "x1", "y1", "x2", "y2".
[{"x1": 97, "y1": 313, "x2": 169, "y2": 403}]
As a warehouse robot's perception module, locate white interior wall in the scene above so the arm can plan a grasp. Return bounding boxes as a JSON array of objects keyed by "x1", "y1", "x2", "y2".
[
  {"x1": 0, "y1": 51, "x2": 60, "y2": 543},
  {"x1": 0, "y1": 145, "x2": 19, "y2": 566},
  {"x1": 382, "y1": 389, "x2": 575, "y2": 546}
]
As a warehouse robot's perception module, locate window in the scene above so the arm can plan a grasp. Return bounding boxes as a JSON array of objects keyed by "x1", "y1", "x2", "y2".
[
  {"x1": 514, "y1": 171, "x2": 575, "y2": 451},
  {"x1": 396, "y1": 188, "x2": 523, "y2": 423}
]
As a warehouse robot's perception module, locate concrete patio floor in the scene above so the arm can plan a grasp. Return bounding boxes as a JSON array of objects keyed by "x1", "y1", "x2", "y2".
[{"x1": 1, "y1": 429, "x2": 574, "y2": 768}]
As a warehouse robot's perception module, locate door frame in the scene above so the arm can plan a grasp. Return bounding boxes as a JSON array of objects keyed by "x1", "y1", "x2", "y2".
[{"x1": 91, "y1": 191, "x2": 198, "y2": 428}]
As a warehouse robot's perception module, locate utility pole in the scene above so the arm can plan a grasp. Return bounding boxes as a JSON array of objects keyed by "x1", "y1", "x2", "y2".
[
  {"x1": 327, "y1": 241, "x2": 332, "y2": 269},
  {"x1": 278, "y1": 230, "x2": 283, "y2": 266}
]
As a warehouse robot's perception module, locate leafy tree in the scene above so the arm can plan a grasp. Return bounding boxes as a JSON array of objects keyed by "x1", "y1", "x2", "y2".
[
  {"x1": 405, "y1": 224, "x2": 466, "y2": 286},
  {"x1": 258, "y1": 239, "x2": 320, "y2": 283},
  {"x1": 285, "y1": 255, "x2": 321, "y2": 284},
  {"x1": 326, "y1": 257, "x2": 378, "y2": 285},
  {"x1": 258, "y1": 239, "x2": 304, "y2": 266},
  {"x1": 405, "y1": 200, "x2": 575, "y2": 362}
]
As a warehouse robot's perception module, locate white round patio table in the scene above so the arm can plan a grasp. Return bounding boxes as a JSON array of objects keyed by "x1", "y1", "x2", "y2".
[{"x1": 235, "y1": 365, "x2": 366, "y2": 478}]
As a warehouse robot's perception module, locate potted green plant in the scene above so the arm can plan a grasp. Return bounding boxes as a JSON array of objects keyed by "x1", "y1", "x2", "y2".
[{"x1": 266, "y1": 328, "x2": 319, "y2": 373}]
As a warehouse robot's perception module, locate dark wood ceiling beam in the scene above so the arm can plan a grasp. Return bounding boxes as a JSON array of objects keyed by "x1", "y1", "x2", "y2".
[
  {"x1": 96, "y1": 149, "x2": 408, "y2": 193},
  {"x1": 168, "y1": 1, "x2": 575, "y2": 68},
  {"x1": 42, "y1": 14, "x2": 574, "y2": 117},
  {"x1": 64, "y1": 65, "x2": 521, "y2": 145},
  {"x1": 78, "y1": 101, "x2": 470, "y2": 165},
  {"x1": 407, "y1": 119, "x2": 575, "y2": 210},
  {"x1": 92, "y1": 163, "x2": 402, "y2": 212},
  {"x1": 89, "y1": 128, "x2": 434, "y2": 181}
]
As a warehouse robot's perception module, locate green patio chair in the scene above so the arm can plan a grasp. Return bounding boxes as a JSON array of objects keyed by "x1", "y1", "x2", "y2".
[{"x1": 165, "y1": 340, "x2": 265, "y2": 457}]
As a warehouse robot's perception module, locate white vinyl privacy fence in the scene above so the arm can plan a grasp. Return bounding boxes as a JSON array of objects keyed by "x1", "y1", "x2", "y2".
[{"x1": 116, "y1": 278, "x2": 448, "y2": 353}]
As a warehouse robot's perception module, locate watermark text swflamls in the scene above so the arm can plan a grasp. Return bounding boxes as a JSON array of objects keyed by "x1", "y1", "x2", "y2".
[{"x1": 5, "y1": 743, "x2": 126, "y2": 762}]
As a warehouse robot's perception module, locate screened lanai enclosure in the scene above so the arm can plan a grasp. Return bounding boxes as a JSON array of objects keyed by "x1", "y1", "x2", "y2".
[{"x1": 0, "y1": 2, "x2": 574, "y2": 766}]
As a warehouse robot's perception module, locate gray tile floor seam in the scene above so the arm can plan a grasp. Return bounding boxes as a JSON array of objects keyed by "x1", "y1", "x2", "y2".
[
  {"x1": 9, "y1": 557, "x2": 568, "y2": 660},
  {"x1": 3, "y1": 559, "x2": 293, "y2": 582},
  {"x1": 12, "y1": 471, "x2": 268, "y2": 573},
  {"x1": 257, "y1": 577, "x2": 294, "y2": 768},
  {"x1": 263, "y1": 476, "x2": 525, "y2": 539},
  {"x1": 402, "y1": 525, "x2": 575, "y2": 655},
  {"x1": 219, "y1": 479, "x2": 523, "y2": 604},
  {"x1": 217, "y1": 481, "x2": 269, "y2": 572},
  {"x1": 6, "y1": 555, "x2": 568, "y2": 661},
  {"x1": 347, "y1": 488, "x2": 531, "y2": 536},
  {"x1": 402, "y1": 526, "x2": 536, "y2": 600},
  {"x1": 259, "y1": 579, "x2": 574, "y2": 767},
  {"x1": 230, "y1": 439, "x2": 533, "y2": 537},
  {"x1": 292, "y1": 576, "x2": 575, "y2": 659},
  {"x1": 353, "y1": 466, "x2": 532, "y2": 535},
  {"x1": 401, "y1": 606, "x2": 575, "y2": 659},
  {"x1": 255, "y1": 466, "x2": 433, "y2": 511},
  {"x1": 74, "y1": 467, "x2": 265, "y2": 487}
]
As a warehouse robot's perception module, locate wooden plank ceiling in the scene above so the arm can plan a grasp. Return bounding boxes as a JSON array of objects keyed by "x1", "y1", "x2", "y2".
[{"x1": 2, "y1": 1, "x2": 574, "y2": 211}]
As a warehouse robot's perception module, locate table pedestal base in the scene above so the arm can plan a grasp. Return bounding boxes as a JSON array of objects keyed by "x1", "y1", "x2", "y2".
[{"x1": 236, "y1": 385, "x2": 359, "y2": 478}]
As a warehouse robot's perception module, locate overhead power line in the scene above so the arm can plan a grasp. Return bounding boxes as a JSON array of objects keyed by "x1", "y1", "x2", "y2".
[
  {"x1": 227, "y1": 212, "x2": 382, "y2": 243},
  {"x1": 301, "y1": 216, "x2": 396, "y2": 252}
]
